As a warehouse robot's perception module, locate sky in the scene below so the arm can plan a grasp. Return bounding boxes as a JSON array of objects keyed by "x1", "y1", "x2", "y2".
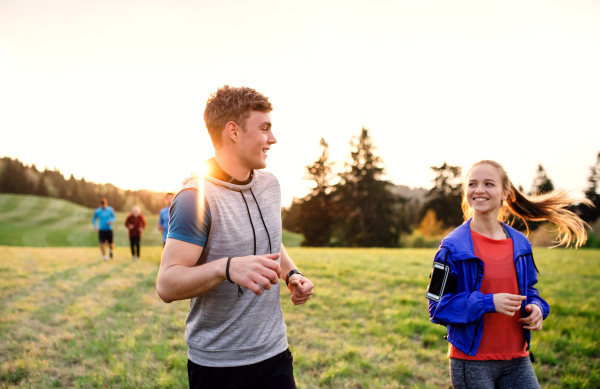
[{"x1": 1, "y1": 0, "x2": 599, "y2": 207}]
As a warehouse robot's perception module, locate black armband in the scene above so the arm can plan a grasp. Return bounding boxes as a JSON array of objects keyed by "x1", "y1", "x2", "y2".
[{"x1": 425, "y1": 262, "x2": 458, "y2": 302}]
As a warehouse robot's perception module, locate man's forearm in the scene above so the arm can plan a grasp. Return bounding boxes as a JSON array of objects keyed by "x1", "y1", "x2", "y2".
[
  {"x1": 279, "y1": 244, "x2": 298, "y2": 280},
  {"x1": 157, "y1": 258, "x2": 226, "y2": 303}
]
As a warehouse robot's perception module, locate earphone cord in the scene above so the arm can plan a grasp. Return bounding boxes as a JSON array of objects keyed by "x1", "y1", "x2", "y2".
[{"x1": 238, "y1": 189, "x2": 273, "y2": 297}]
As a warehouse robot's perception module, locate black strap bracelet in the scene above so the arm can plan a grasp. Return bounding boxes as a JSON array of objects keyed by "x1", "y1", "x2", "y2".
[
  {"x1": 286, "y1": 269, "x2": 303, "y2": 287},
  {"x1": 226, "y1": 257, "x2": 234, "y2": 283}
]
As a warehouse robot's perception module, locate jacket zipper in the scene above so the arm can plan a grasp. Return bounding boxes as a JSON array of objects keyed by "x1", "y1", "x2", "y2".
[
  {"x1": 468, "y1": 261, "x2": 484, "y2": 355},
  {"x1": 515, "y1": 253, "x2": 534, "y2": 351}
]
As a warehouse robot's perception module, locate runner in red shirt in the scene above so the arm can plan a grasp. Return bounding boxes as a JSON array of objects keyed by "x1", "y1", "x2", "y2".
[{"x1": 125, "y1": 205, "x2": 146, "y2": 260}]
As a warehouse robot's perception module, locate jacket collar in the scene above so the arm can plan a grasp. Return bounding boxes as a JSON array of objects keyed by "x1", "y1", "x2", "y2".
[{"x1": 440, "y1": 218, "x2": 532, "y2": 261}]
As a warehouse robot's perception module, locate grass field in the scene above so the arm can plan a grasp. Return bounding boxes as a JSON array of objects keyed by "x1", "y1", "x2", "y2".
[
  {"x1": 1, "y1": 246, "x2": 598, "y2": 388},
  {"x1": 0, "y1": 194, "x2": 302, "y2": 249}
]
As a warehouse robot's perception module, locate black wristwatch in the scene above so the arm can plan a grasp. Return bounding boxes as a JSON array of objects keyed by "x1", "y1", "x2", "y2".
[{"x1": 285, "y1": 269, "x2": 303, "y2": 287}]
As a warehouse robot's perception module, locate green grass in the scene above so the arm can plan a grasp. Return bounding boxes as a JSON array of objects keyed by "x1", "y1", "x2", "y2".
[
  {"x1": 0, "y1": 246, "x2": 598, "y2": 388},
  {"x1": 0, "y1": 194, "x2": 303, "y2": 248}
]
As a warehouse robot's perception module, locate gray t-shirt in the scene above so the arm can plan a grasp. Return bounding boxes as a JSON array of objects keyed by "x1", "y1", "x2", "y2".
[{"x1": 172, "y1": 170, "x2": 288, "y2": 367}]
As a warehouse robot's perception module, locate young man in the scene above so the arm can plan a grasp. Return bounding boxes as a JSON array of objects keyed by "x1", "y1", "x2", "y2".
[
  {"x1": 92, "y1": 198, "x2": 116, "y2": 261},
  {"x1": 157, "y1": 193, "x2": 173, "y2": 247},
  {"x1": 125, "y1": 205, "x2": 146, "y2": 260},
  {"x1": 156, "y1": 86, "x2": 314, "y2": 389}
]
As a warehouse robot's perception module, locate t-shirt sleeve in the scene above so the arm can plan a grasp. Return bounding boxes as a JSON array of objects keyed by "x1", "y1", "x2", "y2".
[{"x1": 167, "y1": 189, "x2": 211, "y2": 247}]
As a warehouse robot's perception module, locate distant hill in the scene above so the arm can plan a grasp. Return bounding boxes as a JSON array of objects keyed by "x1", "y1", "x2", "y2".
[
  {"x1": 0, "y1": 193, "x2": 303, "y2": 248},
  {"x1": 0, "y1": 194, "x2": 163, "y2": 247},
  {"x1": 389, "y1": 184, "x2": 428, "y2": 203}
]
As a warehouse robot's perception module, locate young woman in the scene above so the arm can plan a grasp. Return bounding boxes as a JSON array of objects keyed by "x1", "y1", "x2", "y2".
[{"x1": 426, "y1": 160, "x2": 590, "y2": 389}]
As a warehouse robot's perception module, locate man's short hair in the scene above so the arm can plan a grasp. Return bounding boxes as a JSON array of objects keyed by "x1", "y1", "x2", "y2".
[
  {"x1": 204, "y1": 85, "x2": 273, "y2": 147},
  {"x1": 165, "y1": 192, "x2": 173, "y2": 198},
  {"x1": 100, "y1": 198, "x2": 108, "y2": 205}
]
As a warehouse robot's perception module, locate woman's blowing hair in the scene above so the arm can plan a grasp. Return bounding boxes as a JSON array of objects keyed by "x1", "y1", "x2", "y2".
[{"x1": 462, "y1": 160, "x2": 592, "y2": 248}]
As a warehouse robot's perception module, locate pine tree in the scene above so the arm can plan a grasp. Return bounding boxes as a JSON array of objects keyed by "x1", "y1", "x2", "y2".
[
  {"x1": 34, "y1": 176, "x2": 49, "y2": 197},
  {"x1": 419, "y1": 162, "x2": 463, "y2": 229},
  {"x1": 0, "y1": 158, "x2": 33, "y2": 194},
  {"x1": 67, "y1": 174, "x2": 85, "y2": 205},
  {"x1": 282, "y1": 198, "x2": 302, "y2": 234},
  {"x1": 297, "y1": 138, "x2": 336, "y2": 246},
  {"x1": 580, "y1": 151, "x2": 600, "y2": 222},
  {"x1": 530, "y1": 164, "x2": 554, "y2": 195},
  {"x1": 335, "y1": 128, "x2": 402, "y2": 247}
]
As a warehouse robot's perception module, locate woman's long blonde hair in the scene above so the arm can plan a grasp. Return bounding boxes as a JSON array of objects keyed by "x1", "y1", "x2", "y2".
[{"x1": 461, "y1": 160, "x2": 592, "y2": 248}]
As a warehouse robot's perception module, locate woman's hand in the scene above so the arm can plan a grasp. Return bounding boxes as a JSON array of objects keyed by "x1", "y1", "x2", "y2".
[
  {"x1": 493, "y1": 293, "x2": 526, "y2": 316},
  {"x1": 518, "y1": 304, "x2": 544, "y2": 331}
]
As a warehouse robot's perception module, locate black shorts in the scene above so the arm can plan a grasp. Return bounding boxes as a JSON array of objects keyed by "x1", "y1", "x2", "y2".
[
  {"x1": 98, "y1": 230, "x2": 113, "y2": 244},
  {"x1": 188, "y1": 348, "x2": 296, "y2": 389}
]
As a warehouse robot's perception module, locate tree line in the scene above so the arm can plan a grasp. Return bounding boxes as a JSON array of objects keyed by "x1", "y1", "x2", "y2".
[
  {"x1": 0, "y1": 157, "x2": 166, "y2": 214},
  {"x1": 283, "y1": 130, "x2": 600, "y2": 248}
]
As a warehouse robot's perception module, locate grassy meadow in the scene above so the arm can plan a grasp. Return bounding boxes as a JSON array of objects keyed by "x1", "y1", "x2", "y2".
[
  {"x1": 1, "y1": 245, "x2": 599, "y2": 389},
  {"x1": 0, "y1": 194, "x2": 302, "y2": 249}
]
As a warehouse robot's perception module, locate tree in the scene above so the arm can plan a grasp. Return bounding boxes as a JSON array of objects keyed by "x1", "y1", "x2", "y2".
[
  {"x1": 580, "y1": 151, "x2": 600, "y2": 222},
  {"x1": 297, "y1": 138, "x2": 336, "y2": 246},
  {"x1": 0, "y1": 158, "x2": 33, "y2": 194},
  {"x1": 530, "y1": 164, "x2": 554, "y2": 195},
  {"x1": 418, "y1": 209, "x2": 444, "y2": 238},
  {"x1": 282, "y1": 199, "x2": 302, "y2": 234},
  {"x1": 419, "y1": 162, "x2": 463, "y2": 229},
  {"x1": 0, "y1": 155, "x2": 168, "y2": 214},
  {"x1": 67, "y1": 174, "x2": 85, "y2": 205},
  {"x1": 304, "y1": 138, "x2": 335, "y2": 195},
  {"x1": 34, "y1": 176, "x2": 49, "y2": 197},
  {"x1": 334, "y1": 128, "x2": 403, "y2": 247}
]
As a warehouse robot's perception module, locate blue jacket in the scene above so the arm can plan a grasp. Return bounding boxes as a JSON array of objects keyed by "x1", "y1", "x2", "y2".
[
  {"x1": 427, "y1": 219, "x2": 550, "y2": 356},
  {"x1": 92, "y1": 206, "x2": 116, "y2": 231}
]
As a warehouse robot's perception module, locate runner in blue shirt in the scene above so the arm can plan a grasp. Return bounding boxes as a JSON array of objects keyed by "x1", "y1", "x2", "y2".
[
  {"x1": 157, "y1": 193, "x2": 173, "y2": 247},
  {"x1": 92, "y1": 198, "x2": 116, "y2": 261}
]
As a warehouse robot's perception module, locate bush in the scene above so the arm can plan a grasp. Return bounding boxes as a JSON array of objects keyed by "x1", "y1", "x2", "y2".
[
  {"x1": 583, "y1": 230, "x2": 600, "y2": 249},
  {"x1": 399, "y1": 231, "x2": 442, "y2": 248}
]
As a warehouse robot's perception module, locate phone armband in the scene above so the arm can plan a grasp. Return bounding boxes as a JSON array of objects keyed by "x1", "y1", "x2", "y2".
[{"x1": 426, "y1": 262, "x2": 458, "y2": 302}]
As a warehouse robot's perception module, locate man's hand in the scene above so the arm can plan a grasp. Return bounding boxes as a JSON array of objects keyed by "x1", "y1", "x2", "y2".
[
  {"x1": 107, "y1": 221, "x2": 112, "y2": 226},
  {"x1": 228, "y1": 254, "x2": 282, "y2": 295},
  {"x1": 287, "y1": 275, "x2": 314, "y2": 305},
  {"x1": 94, "y1": 228, "x2": 99, "y2": 233},
  {"x1": 128, "y1": 224, "x2": 134, "y2": 230},
  {"x1": 518, "y1": 304, "x2": 544, "y2": 331},
  {"x1": 493, "y1": 293, "x2": 526, "y2": 316}
]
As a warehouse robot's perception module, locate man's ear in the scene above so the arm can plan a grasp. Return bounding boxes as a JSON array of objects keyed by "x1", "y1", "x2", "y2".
[{"x1": 224, "y1": 121, "x2": 239, "y2": 143}]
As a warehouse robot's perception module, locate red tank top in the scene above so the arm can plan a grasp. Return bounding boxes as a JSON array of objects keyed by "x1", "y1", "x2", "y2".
[{"x1": 449, "y1": 229, "x2": 528, "y2": 360}]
